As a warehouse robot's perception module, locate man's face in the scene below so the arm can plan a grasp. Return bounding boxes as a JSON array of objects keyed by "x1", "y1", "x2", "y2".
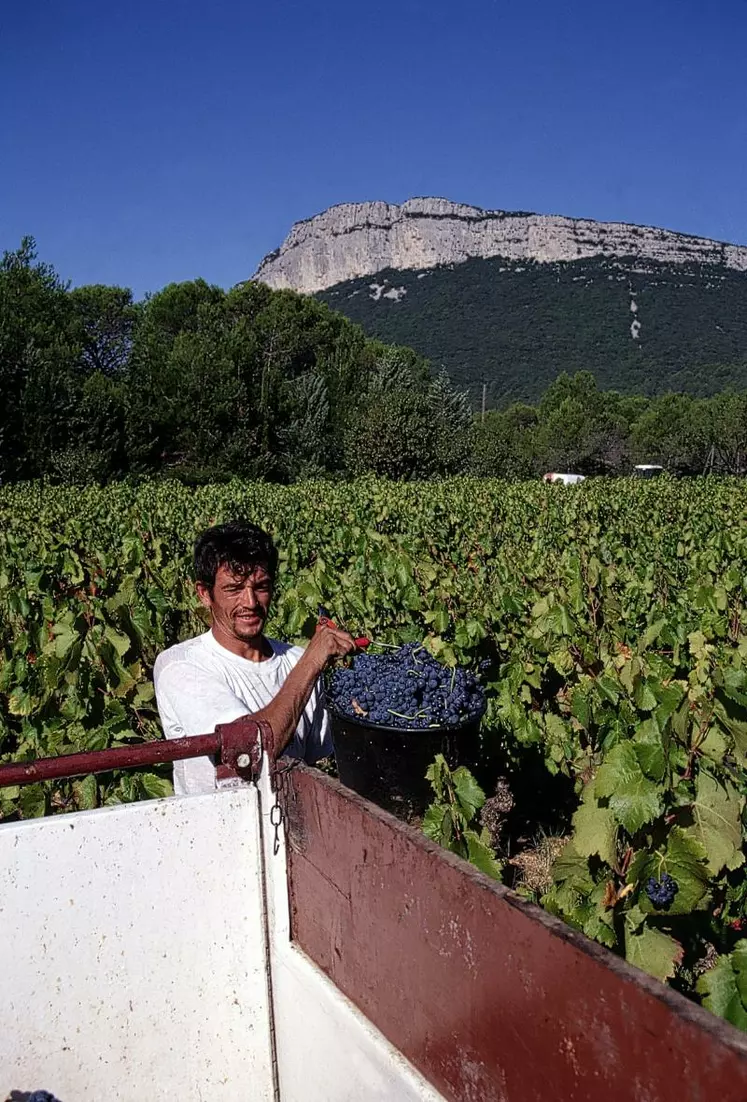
[{"x1": 197, "y1": 563, "x2": 273, "y2": 643}]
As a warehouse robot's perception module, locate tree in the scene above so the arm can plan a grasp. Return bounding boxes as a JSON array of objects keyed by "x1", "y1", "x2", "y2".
[
  {"x1": 631, "y1": 394, "x2": 705, "y2": 473},
  {"x1": 277, "y1": 373, "x2": 331, "y2": 480},
  {"x1": 69, "y1": 285, "x2": 139, "y2": 376},
  {"x1": 700, "y1": 393, "x2": 747, "y2": 474},
  {"x1": 471, "y1": 404, "x2": 538, "y2": 478},
  {"x1": 534, "y1": 372, "x2": 635, "y2": 475},
  {"x1": 427, "y1": 370, "x2": 473, "y2": 475},
  {"x1": 344, "y1": 349, "x2": 440, "y2": 479},
  {"x1": 124, "y1": 281, "x2": 228, "y2": 473},
  {"x1": 346, "y1": 386, "x2": 435, "y2": 479},
  {"x1": 0, "y1": 238, "x2": 75, "y2": 479}
]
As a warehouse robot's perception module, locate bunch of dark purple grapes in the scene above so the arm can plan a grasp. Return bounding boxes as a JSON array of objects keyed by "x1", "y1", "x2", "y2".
[
  {"x1": 327, "y1": 641, "x2": 486, "y2": 729},
  {"x1": 645, "y1": 873, "x2": 679, "y2": 909}
]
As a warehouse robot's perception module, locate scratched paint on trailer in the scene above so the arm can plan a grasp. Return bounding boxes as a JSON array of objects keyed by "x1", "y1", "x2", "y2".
[
  {"x1": 0, "y1": 790, "x2": 274, "y2": 1102},
  {"x1": 284, "y1": 766, "x2": 747, "y2": 1102}
]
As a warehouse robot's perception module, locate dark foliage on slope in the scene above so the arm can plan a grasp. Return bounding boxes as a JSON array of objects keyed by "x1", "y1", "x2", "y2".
[{"x1": 317, "y1": 256, "x2": 747, "y2": 407}]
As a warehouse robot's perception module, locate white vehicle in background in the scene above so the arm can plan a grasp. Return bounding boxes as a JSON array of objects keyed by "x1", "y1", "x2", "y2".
[
  {"x1": 542, "y1": 472, "x2": 586, "y2": 485},
  {"x1": 633, "y1": 464, "x2": 665, "y2": 479}
]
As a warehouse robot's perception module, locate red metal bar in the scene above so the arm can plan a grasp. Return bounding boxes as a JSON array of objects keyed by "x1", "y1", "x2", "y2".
[
  {"x1": 0, "y1": 717, "x2": 270, "y2": 788},
  {"x1": 284, "y1": 764, "x2": 747, "y2": 1102},
  {"x1": 0, "y1": 734, "x2": 220, "y2": 788}
]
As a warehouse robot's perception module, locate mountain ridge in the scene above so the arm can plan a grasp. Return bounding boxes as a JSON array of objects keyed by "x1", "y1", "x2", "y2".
[{"x1": 254, "y1": 197, "x2": 747, "y2": 295}]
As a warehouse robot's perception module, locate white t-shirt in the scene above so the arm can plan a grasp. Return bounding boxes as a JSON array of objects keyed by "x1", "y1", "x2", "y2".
[{"x1": 153, "y1": 631, "x2": 331, "y2": 796}]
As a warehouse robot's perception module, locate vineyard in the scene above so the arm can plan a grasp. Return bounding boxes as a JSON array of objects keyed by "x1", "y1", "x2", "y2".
[{"x1": 2, "y1": 476, "x2": 747, "y2": 1027}]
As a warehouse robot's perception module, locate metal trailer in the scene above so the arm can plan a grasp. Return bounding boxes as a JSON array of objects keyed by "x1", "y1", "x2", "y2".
[{"x1": 1, "y1": 724, "x2": 747, "y2": 1101}]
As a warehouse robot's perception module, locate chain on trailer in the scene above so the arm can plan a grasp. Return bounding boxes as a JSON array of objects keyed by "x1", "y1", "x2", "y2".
[{"x1": 268, "y1": 756, "x2": 303, "y2": 856}]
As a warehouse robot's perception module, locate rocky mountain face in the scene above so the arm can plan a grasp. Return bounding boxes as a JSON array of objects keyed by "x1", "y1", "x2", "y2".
[{"x1": 255, "y1": 197, "x2": 747, "y2": 295}]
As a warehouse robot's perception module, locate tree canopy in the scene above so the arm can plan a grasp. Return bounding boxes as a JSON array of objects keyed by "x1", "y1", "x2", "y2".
[
  {"x1": 2, "y1": 239, "x2": 747, "y2": 484},
  {"x1": 0, "y1": 240, "x2": 471, "y2": 483}
]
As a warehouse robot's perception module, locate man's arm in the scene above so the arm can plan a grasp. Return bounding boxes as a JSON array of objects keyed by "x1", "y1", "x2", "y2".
[{"x1": 252, "y1": 622, "x2": 358, "y2": 758}]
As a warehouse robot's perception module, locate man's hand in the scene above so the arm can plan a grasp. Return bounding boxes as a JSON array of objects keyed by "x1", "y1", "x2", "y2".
[
  {"x1": 251, "y1": 622, "x2": 359, "y2": 760},
  {"x1": 304, "y1": 621, "x2": 360, "y2": 673}
]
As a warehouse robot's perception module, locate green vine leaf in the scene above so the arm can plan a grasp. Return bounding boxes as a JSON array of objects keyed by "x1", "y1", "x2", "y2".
[
  {"x1": 631, "y1": 827, "x2": 711, "y2": 915},
  {"x1": 138, "y1": 772, "x2": 173, "y2": 800},
  {"x1": 689, "y1": 771, "x2": 744, "y2": 875},
  {"x1": 633, "y1": 717, "x2": 667, "y2": 782},
  {"x1": 73, "y1": 773, "x2": 98, "y2": 810},
  {"x1": 571, "y1": 781, "x2": 618, "y2": 866},
  {"x1": 697, "y1": 942, "x2": 747, "y2": 1030},
  {"x1": 19, "y1": 784, "x2": 47, "y2": 819},
  {"x1": 625, "y1": 922, "x2": 682, "y2": 982},
  {"x1": 451, "y1": 767, "x2": 486, "y2": 819},
  {"x1": 594, "y1": 741, "x2": 664, "y2": 834},
  {"x1": 422, "y1": 803, "x2": 449, "y2": 843},
  {"x1": 104, "y1": 625, "x2": 131, "y2": 658},
  {"x1": 465, "y1": 830, "x2": 502, "y2": 880}
]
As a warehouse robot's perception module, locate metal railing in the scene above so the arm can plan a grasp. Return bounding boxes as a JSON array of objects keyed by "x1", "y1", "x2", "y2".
[{"x1": 0, "y1": 718, "x2": 269, "y2": 789}]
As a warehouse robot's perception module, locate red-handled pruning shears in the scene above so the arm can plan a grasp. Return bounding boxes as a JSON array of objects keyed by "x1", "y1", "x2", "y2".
[{"x1": 318, "y1": 606, "x2": 370, "y2": 649}]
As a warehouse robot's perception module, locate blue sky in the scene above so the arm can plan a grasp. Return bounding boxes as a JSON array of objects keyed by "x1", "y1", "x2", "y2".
[{"x1": 2, "y1": 0, "x2": 745, "y2": 298}]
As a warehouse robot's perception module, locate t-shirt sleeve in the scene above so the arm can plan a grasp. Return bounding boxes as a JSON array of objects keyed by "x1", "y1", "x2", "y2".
[{"x1": 154, "y1": 661, "x2": 248, "y2": 740}]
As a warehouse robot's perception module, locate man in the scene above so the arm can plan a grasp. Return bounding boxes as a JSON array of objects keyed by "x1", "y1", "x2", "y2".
[{"x1": 153, "y1": 520, "x2": 357, "y2": 795}]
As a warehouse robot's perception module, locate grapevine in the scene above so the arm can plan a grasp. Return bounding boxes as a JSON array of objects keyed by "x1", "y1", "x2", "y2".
[{"x1": 0, "y1": 475, "x2": 746, "y2": 1028}]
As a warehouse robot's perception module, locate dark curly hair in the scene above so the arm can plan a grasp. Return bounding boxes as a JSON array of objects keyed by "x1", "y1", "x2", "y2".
[{"x1": 194, "y1": 520, "x2": 278, "y2": 590}]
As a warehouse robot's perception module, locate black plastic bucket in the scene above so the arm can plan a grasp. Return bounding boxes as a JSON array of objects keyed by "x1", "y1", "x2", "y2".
[{"x1": 329, "y1": 705, "x2": 485, "y2": 820}]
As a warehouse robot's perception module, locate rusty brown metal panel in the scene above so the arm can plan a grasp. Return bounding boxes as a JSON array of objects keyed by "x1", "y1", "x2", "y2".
[{"x1": 284, "y1": 765, "x2": 747, "y2": 1102}]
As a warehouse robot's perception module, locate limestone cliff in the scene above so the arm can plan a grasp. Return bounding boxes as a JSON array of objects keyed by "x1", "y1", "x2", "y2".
[{"x1": 254, "y1": 197, "x2": 747, "y2": 294}]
